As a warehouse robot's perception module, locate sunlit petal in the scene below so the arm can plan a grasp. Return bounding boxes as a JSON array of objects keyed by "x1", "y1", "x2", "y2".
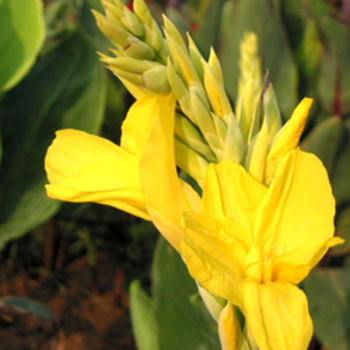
[
  {"x1": 203, "y1": 161, "x2": 267, "y2": 235},
  {"x1": 45, "y1": 129, "x2": 149, "y2": 220},
  {"x1": 255, "y1": 149, "x2": 337, "y2": 280},
  {"x1": 140, "y1": 93, "x2": 191, "y2": 228},
  {"x1": 265, "y1": 98, "x2": 313, "y2": 184},
  {"x1": 243, "y1": 280, "x2": 313, "y2": 350},
  {"x1": 181, "y1": 212, "x2": 247, "y2": 306}
]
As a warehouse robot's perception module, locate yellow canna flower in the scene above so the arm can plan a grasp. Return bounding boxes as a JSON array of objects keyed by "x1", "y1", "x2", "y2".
[
  {"x1": 181, "y1": 149, "x2": 344, "y2": 350},
  {"x1": 45, "y1": 94, "x2": 199, "y2": 251}
]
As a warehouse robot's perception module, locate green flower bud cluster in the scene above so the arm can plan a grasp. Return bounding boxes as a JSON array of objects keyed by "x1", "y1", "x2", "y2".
[{"x1": 95, "y1": 0, "x2": 286, "y2": 186}]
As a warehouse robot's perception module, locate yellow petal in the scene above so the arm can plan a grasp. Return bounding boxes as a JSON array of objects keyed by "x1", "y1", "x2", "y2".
[
  {"x1": 181, "y1": 180, "x2": 202, "y2": 213},
  {"x1": 46, "y1": 129, "x2": 128, "y2": 184},
  {"x1": 254, "y1": 149, "x2": 336, "y2": 283},
  {"x1": 219, "y1": 302, "x2": 243, "y2": 350},
  {"x1": 139, "y1": 93, "x2": 191, "y2": 228},
  {"x1": 118, "y1": 76, "x2": 154, "y2": 100},
  {"x1": 147, "y1": 207, "x2": 185, "y2": 251},
  {"x1": 272, "y1": 236, "x2": 344, "y2": 284},
  {"x1": 265, "y1": 98, "x2": 313, "y2": 184},
  {"x1": 203, "y1": 161, "x2": 267, "y2": 235},
  {"x1": 196, "y1": 283, "x2": 225, "y2": 321},
  {"x1": 181, "y1": 212, "x2": 246, "y2": 306},
  {"x1": 243, "y1": 280, "x2": 313, "y2": 350},
  {"x1": 45, "y1": 129, "x2": 149, "y2": 220},
  {"x1": 120, "y1": 95, "x2": 166, "y2": 155}
]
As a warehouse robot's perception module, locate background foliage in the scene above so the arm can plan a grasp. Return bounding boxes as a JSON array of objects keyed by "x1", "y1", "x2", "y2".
[{"x1": 1, "y1": 0, "x2": 350, "y2": 349}]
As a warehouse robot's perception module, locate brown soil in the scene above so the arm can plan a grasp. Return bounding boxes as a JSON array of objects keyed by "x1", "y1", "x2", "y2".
[{"x1": 0, "y1": 254, "x2": 136, "y2": 350}]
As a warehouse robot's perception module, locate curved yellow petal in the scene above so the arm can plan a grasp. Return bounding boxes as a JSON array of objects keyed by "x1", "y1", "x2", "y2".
[
  {"x1": 118, "y1": 76, "x2": 154, "y2": 100},
  {"x1": 203, "y1": 161, "x2": 267, "y2": 235},
  {"x1": 181, "y1": 180, "x2": 202, "y2": 213},
  {"x1": 121, "y1": 95, "x2": 163, "y2": 155},
  {"x1": 265, "y1": 98, "x2": 313, "y2": 184},
  {"x1": 46, "y1": 129, "x2": 129, "y2": 184},
  {"x1": 272, "y1": 236, "x2": 344, "y2": 284},
  {"x1": 243, "y1": 280, "x2": 313, "y2": 350},
  {"x1": 254, "y1": 149, "x2": 336, "y2": 282},
  {"x1": 181, "y1": 212, "x2": 246, "y2": 306},
  {"x1": 140, "y1": 94, "x2": 191, "y2": 243},
  {"x1": 147, "y1": 207, "x2": 185, "y2": 252},
  {"x1": 45, "y1": 129, "x2": 150, "y2": 220},
  {"x1": 219, "y1": 302, "x2": 243, "y2": 350}
]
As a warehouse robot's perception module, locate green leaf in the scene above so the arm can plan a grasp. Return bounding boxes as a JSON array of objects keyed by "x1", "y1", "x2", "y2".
[
  {"x1": 330, "y1": 207, "x2": 350, "y2": 257},
  {"x1": 0, "y1": 31, "x2": 106, "y2": 250},
  {"x1": 278, "y1": 0, "x2": 306, "y2": 51},
  {"x1": 0, "y1": 0, "x2": 45, "y2": 92},
  {"x1": 292, "y1": 15, "x2": 322, "y2": 98},
  {"x1": 130, "y1": 280, "x2": 159, "y2": 350},
  {"x1": 317, "y1": 14, "x2": 350, "y2": 115},
  {"x1": 192, "y1": 0, "x2": 226, "y2": 58},
  {"x1": 300, "y1": 116, "x2": 346, "y2": 175},
  {"x1": 0, "y1": 297, "x2": 58, "y2": 323},
  {"x1": 219, "y1": 0, "x2": 298, "y2": 121},
  {"x1": 330, "y1": 120, "x2": 350, "y2": 207},
  {"x1": 81, "y1": 0, "x2": 112, "y2": 53},
  {"x1": 152, "y1": 237, "x2": 221, "y2": 350},
  {"x1": 304, "y1": 268, "x2": 350, "y2": 350}
]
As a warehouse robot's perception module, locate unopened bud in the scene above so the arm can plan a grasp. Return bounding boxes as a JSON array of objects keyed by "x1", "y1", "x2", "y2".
[
  {"x1": 101, "y1": 1, "x2": 125, "y2": 28},
  {"x1": 165, "y1": 31, "x2": 200, "y2": 86},
  {"x1": 93, "y1": 10, "x2": 129, "y2": 48},
  {"x1": 187, "y1": 35, "x2": 205, "y2": 81},
  {"x1": 121, "y1": 6, "x2": 144, "y2": 37},
  {"x1": 262, "y1": 82, "x2": 282, "y2": 142},
  {"x1": 203, "y1": 59, "x2": 233, "y2": 120},
  {"x1": 189, "y1": 84, "x2": 216, "y2": 137},
  {"x1": 208, "y1": 48, "x2": 223, "y2": 85},
  {"x1": 142, "y1": 66, "x2": 171, "y2": 93},
  {"x1": 245, "y1": 121, "x2": 270, "y2": 183},
  {"x1": 124, "y1": 37, "x2": 155, "y2": 59},
  {"x1": 174, "y1": 138, "x2": 208, "y2": 186},
  {"x1": 175, "y1": 113, "x2": 216, "y2": 162},
  {"x1": 167, "y1": 58, "x2": 189, "y2": 106},
  {"x1": 221, "y1": 113, "x2": 245, "y2": 164}
]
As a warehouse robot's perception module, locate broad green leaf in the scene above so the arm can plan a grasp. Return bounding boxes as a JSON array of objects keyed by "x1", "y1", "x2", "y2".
[
  {"x1": 152, "y1": 237, "x2": 221, "y2": 350},
  {"x1": 301, "y1": 116, "x2": 346, "y2": 175},
  {"x1": 81, "y1": 0, "x2": 112, "y2": 53},
  {"x1": 330, "y1": 120, "x2": 350, "y2": 207},
  {"x1": 0, "y1": 31, "x2": 106, "y2": 250},
  {"x1": 219, "y1": 0, "x2": 298, "y2": 121},
  {"x1": 309, "y1": 0, "x2": 334, "y2": 21},
  {"x1": 0, "y1": 0, "x2": 45, "y2": 92},
  {"x1": 192, "y1": 0, "x2": 226, "y2": 57},
  {"x1": 304, "y1": 269, "x2": 350, "y2": 350},
  {"x1": 278, "y1": 0, "x2": 306, "y2": 51},
  {"x1": 296, "y1": 18, "x2": 322, "y2": 98},
  {"x1": 317, "y1": 15, "x2": 350, "y2": 115},
  {"x1": 330, "y1": 207, "x2": 350, "y2": 257},
  {"x1": 130, "y1": 280, "x2": 159, "y2": 350}
]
